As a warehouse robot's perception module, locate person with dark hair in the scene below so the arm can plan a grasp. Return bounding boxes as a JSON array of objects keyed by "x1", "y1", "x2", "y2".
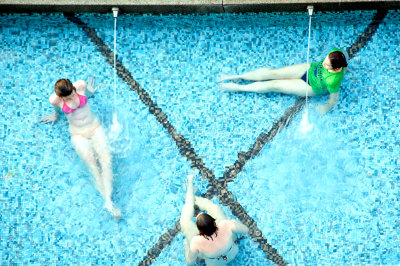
[
  {"x1": 40, "y1": 78, "x2": 121, "y2": 220},
  {"x1": 219, "y1": 49, "x2": 348, "y2": 114},
  {"x1": 180, "y1": 174, "x2": 249, "y2": 265}
]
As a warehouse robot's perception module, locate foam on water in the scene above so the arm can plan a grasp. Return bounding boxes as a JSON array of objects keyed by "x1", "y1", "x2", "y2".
[{"x1": 299, "y1": 109, "x2": 313, "y2": 134}]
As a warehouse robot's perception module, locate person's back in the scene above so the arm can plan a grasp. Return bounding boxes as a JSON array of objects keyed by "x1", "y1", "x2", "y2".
[
  {"x1": 190, "y1": 220, "x2": 234, "y2": 255},
  {"x1": 180, "y1": 175, "x2": 248, "y2": 265}
]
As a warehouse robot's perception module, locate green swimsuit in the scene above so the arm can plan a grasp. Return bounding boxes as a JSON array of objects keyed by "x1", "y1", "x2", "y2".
[{"x1": 308, "y1": 49, "x2": 345, "y2": 95}]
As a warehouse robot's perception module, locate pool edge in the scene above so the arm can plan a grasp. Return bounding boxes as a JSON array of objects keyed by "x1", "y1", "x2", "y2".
[{"x1": 0, "y1": 1, "x2": 399, "y2": 13}]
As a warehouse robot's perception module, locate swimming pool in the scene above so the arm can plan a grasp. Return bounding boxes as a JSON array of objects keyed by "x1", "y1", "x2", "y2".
[{"x1": 1, "y1": 9, "x2": 399, "y2": 265}]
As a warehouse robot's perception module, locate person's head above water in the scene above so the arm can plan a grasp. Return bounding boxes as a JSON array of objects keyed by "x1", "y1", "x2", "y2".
[
  {"x1": 323, "y1": 50, "x2": 348, "y2": 72},
  {"x1": 55, "y1": 78, "x2": 76, "y2": 97},
  {"x1": 196, "y1": 212, "x2": 218, "y2": 239},
  {"x1": 329, "y1": 50, "x2": 348, "y2": 69}
]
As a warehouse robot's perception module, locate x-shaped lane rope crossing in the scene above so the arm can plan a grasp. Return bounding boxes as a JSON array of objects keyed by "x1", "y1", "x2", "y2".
[{"x1": 65, "y1": 10, "x2": 387, "y2": 265}]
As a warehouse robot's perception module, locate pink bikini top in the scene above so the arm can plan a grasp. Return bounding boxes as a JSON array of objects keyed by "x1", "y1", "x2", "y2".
[{"x1": 62, "y1": 93, "x2": 88, "y2": 114}]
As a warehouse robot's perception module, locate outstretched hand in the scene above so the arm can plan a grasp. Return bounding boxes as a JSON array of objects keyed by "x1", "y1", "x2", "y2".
[
  {"x1": 39, "y1": 113, "x2": 58, "y2": 125},
  {"x1": 87, "y1": 77, "x2": 97, "y2": 95}
]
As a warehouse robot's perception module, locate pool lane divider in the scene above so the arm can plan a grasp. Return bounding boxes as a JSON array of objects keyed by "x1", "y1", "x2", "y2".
[
  {"x1": 65, "y1": 9, "x2": 387, "y2": 265},
  {"x1": 64, "y1": 13, "x2": 286, "y2": 265},
  {"x1": 142, "y1": 9, "x2": 388, "y2": 265},
  {"x1": 346, "y1": 9, "x2": 388, "y2": 61},
  {"x1": 64, "y1": 9, "x2": 387, "y2": 265},
  {"x1": 219, "y1": 97, "x2": 306, "y2": 185}
]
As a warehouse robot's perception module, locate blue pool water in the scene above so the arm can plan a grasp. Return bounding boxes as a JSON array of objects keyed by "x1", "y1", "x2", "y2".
[{"x1": 1, "y1": 10, "x2": 399, "y2": 265}]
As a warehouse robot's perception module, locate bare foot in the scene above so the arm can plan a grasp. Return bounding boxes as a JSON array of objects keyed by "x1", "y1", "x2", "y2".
[{"x1": 104, "y1": 201, "x2": 122, "y2": 221}]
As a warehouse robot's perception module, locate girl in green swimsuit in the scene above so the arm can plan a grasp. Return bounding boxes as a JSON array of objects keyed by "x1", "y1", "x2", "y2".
[{"x1": 219, "y1": 49, "x2": 348, "y2": 115}]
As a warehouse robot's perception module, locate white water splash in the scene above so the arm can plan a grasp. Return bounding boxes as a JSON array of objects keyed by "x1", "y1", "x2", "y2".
[
  {"x1": 108, "y1": 113, "x2": 133, "y2": 158},
  {"x1": 109, "y1": 113, "x2": 121, "y2": 137},
  {"x1": 299, "y1": 109, "x2": 313, "y2": 134}
]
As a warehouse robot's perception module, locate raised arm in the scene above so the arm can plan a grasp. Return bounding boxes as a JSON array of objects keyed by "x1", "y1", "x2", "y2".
[
  {"x1": 72, "y1": 79, "x2": 87, "y2": 94},
  {"x1": 317, "y1": 92, "x2": 339, "y2": 115},
  {"x1": 81, "y1": 78, "x2": 97, "y2": 98}
]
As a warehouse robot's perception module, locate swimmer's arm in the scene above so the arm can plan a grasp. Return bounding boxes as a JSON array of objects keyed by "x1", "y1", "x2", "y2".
[
  {"x1": 53, "y1": 106, "x2": 61, "y2": 115},
  {"x1": 317, "y1": 92, "x2": 339, "y2": 115},
  {"x1": 40, "y1": 94, "x2": 61, "y2": 124},
  {"x1": 84, "y1": 78, "x2": 97, "y2": 98},
  {"x1": 185, "y1": 244, "x2": 198, "y2": 265},
  {"x1": 231, "y1": 220, "x2": 249, "y2": 234},
  {"x1": 73, "y1": 79, "x2": 95, "y2": 98}
]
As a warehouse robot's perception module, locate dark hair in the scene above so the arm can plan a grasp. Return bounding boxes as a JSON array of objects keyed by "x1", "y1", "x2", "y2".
[
  {"x1": 196, "y1": 213, "x2": 218, "y2": 240},
  {"x1": 54, "y1": 79, "x2": 75, "y2": 97},
  {"x1": 328, "y1": 51, "x2": 348, "y2": 69}
]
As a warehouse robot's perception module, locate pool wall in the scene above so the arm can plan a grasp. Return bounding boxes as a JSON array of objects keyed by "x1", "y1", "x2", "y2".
[{"x1": 1, "y1": 0, "x2": 400, "y2": 13}]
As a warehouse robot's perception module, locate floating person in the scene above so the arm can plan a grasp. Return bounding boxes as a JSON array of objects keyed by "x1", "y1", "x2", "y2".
[
  {"x1": 180, "y1": 174, "x2": 249, "y2": 265},
  {"x1": 219, "y1": 49, "x2": 348, "y2": 115},
  {"x1": 40, "y1": 78, "x2": 121, "y2": 220}
]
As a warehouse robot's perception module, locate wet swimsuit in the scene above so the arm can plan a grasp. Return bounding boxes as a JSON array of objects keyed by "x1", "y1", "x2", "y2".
[
  {"x1": 307, "y1": 48, "x2": 346, "y2": 95},
  {"x1": 300, "y1": 71, "x2": 310, "y2": 85},
  {"x1": 62, "y1": 93, "x2": 88, "y2": 114}
]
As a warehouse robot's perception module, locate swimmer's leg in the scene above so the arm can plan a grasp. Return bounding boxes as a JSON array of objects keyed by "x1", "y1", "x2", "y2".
[
  {"x1": 180, "y1": 174, "x2": 199, "y2": 241},
  {"x1": 71, "y1": 135, "x2": 104, "y2": 194},
  {"x1": 194, "y1": 196, "x2": 228, "y2": 225},
  {"x1": 91, "y1": 126, "x2": 121, "y2": 220},
  {"x1": 220, "y1": 63, "x2": 310, "y2": 82},
  {"x1": 220, "y1": 79, "x2": 315, "y2": 97}
]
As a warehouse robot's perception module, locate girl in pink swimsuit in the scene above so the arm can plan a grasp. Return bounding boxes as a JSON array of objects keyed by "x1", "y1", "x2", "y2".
[
  {"x1": 180, "y1": 174, "x2": 249, "y2": 265},
  {"x1": 40, "y1": 78, "x2": 121, "y2": 220}
]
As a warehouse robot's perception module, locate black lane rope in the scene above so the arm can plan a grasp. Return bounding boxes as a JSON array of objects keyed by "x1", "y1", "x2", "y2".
[
  {"x1": 219, "y1": 97, "x2": 306, "y2": 186},
  {"x1": 346, "y1": 9, "x2": 388, "y2": 60},
  {"x1": 64, "y1": 9, "x2": 387, "y2": 265}
]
